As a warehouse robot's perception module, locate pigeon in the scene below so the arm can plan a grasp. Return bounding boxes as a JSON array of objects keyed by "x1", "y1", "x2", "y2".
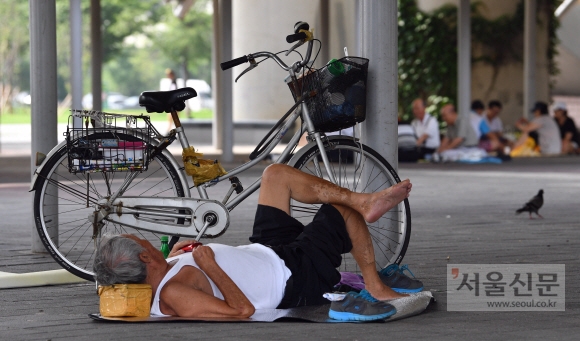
[{"x1": 516, "y1": 189, "x2": 544, "y2": 219}]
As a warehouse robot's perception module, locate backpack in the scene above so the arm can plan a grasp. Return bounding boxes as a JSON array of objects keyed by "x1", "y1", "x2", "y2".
[{"x1": 398, "y1": 124, "x2": 419, "y2": 162}]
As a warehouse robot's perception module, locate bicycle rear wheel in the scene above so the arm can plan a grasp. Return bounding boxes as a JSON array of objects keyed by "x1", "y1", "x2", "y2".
[
  {"x1": 287, "y1": 138, "x2": 411, "y2": 272},
  {"x1": 33, "y1": 132, "x2": 187, "y2": 281}
]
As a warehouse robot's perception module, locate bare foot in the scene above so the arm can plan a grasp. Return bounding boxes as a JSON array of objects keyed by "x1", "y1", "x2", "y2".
[
  {"x1": 361, "y1": 179, "x2": 412, "y2": 223},
  {"x1": 365, "y1": 283, "x2": 408, "y2": 301}
]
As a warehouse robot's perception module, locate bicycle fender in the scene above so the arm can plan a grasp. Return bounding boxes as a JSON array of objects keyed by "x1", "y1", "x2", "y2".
[
  {"x1": 30, "y1": 140, "x2": 68, "y2": 192},
  {"x1": 286, "y1": 135, "x2": 360, "y2": 166}
]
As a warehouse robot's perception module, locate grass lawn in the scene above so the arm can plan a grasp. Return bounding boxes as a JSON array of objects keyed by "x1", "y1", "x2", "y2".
[{"x1": 0, "y1": 107, "x2": 213, "y2": 124}]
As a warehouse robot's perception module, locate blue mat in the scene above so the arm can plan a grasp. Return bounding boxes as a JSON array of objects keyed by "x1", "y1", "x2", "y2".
[{"x1": 457, "y1": 156, "x2": 503, "y2": 164}]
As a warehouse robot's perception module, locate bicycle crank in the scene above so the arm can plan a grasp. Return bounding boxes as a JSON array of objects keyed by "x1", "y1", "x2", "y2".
[{"x1": 88, "y1": 197, "x2": 230, "y2": 238}]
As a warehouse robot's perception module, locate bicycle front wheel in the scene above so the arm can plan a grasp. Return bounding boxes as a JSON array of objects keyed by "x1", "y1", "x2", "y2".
[
  {"x1": 33, "y1": 132, "x2": 187, "y2": 281},
  {"x1": 287, "y1": 138, "x2": 411, "y2": 272}
]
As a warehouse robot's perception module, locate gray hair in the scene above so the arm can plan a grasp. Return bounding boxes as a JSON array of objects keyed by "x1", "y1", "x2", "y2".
[{"x1": 93, "y1": 234, "x2": 147, "y2": 285}]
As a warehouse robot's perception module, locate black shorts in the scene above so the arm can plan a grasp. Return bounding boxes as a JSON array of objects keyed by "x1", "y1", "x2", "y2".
[{"x1": 249, "y1": 204, "x2": 353, "y2": 308}]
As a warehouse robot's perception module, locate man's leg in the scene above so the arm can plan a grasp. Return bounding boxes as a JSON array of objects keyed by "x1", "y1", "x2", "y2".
[
  {"x1": 259, "y1": 164, "x2": 411, "y2": 224},
  {"x1": 332, "y1": 204, "x2": 405, "y2": 300},
  {"x1": 259, "y1": 164, "x2": 409, "y2": 300}
]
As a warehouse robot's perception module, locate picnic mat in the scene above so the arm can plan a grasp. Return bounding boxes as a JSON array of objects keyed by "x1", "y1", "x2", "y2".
[{"x1": 89, "y1": 290, "x2": 434, "y2": 323}]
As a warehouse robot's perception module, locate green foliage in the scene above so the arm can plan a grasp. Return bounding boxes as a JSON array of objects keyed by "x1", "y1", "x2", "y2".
[
  {"x1": 149, "y1": 0, "x2": 213, "y2": 83},
  {"x1": 398, "y1": 0, "x2": 457, "y2": 123},
  {"x1": 0, "y1": 1, "x2": 29, "y2": 113},
  {"x1": 99, "y1": 0, "x2": 165, "y2": 64},
  {"x1": 398, "y1": 0, "x2": 561, "y2": 123},
  {"x1": 470, "y1": 1, "x2": 525, "y2": 99},
  {"x1": 544, "y1": 0, "x2": 561, "y2": 78},
  {"x1": 4, "y1": 0, "x2": 213, "y2": 103}
]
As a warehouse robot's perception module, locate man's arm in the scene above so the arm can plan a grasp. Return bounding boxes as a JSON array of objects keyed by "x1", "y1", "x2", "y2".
[
  {"x1": 516, "y1": 118, "x2": 541, "y2": 133},
  {"x1": 437, "y1": 136, "x2": 449, "y2": 153},
  {"x1": 161, "y1": 246, "x2": 255, "y2": 318},
  {"x1": 416, "y1": 133, "x2": 429, "y2": 146},
  {"x1": 562, "y1": 131, "x2": 573, "y2": 152},
  {"x1": 437, "y1": 136, "x2": 463, "y2": 153}
]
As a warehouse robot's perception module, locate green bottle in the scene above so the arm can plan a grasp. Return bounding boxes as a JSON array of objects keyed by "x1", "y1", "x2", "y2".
[{"x1": 160, "y1": 236, "x2": 170, "y2": 259}]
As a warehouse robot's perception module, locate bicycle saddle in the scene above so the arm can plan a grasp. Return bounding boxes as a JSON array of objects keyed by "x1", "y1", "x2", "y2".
[{"x1": 139, "y1": 87, "x2": 197, "y2": 113}]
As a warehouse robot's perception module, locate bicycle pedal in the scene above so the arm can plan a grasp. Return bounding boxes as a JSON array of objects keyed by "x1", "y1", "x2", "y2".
[{"x1": 229, "y1": 177, "x2": 244, "y2": 194}]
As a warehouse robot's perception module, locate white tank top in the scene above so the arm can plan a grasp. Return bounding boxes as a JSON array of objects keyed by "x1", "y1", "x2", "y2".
[{"x1": 150, "y1": 243, "x2": 291, "y2": 316}]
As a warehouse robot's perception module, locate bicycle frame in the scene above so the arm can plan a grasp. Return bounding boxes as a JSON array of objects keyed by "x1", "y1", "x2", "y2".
[
  {"x1": 163, "y1": 37, "x2": 341, "y2": 212},
  {"x1": 176, "y1": 96, "x2": 340, "y2": 212},
  {"x1": 31, "y1": 36, "x2": 345, "y2": 240}
]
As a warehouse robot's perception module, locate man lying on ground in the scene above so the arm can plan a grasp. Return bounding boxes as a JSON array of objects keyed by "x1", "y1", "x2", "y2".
[{"x1": 94, "y1": 164, "x2": 423, "y2": 321}]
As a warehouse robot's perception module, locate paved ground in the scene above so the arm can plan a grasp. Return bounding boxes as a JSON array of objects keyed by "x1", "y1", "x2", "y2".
[{"x1": 0, "y1": 153, "x2": 579, "y2": 340}]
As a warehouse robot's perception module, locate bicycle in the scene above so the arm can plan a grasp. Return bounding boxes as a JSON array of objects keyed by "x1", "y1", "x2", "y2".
[{"x1": 30, "y1": 21, "x2": 411, "y2": 282}]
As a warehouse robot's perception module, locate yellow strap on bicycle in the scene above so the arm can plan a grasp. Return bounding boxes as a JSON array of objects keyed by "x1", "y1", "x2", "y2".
[{"x1": 299, "y1": 28, "x2": 314, "y2": 42}]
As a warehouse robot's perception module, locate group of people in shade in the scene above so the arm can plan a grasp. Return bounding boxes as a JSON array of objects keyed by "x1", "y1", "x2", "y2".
[{"x1": 402, "y1": 98, "x2": 580, "y2": 162}]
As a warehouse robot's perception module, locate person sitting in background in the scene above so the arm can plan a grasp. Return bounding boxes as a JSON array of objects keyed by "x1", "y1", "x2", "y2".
[
  {"x1": 514, "y1": 101, "x2": 561, "y2": 155},
  {"x1": 469, "y1": 100, "x2": 490, "y2": 141},
  {"x1": 485, "y1": 100, "x2": 504, "y2": 135},
  {"x1": 410, "y1": 98, "x2": 440, "y2": 159},
  {"x1": 398, "y1": 118, "x2": 420, "y2": 162},
  {"x1": 553, "y1": 102, "x2": 580, "y2": 154},
  {"x1": 435, "y1": 104, "x2": 479, "y2": 160},
  {"x1": 471, "y1": 100, "x2": 506, "y2": 155}
]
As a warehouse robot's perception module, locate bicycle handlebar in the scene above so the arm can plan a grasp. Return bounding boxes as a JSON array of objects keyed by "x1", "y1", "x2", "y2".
[
  {"x1": 220, "y1": 21, "x2": 314, "y2": 74},
  {"x1": 220, "y1": 55, "x2": 249, "y2": 71},
  {"x1": 286, "y1": 32, "x2": 307, "y2": 43}
]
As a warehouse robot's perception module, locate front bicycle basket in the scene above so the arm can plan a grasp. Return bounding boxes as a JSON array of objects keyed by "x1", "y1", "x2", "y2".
[
  {"x1": 288, "y1": 57, "x2": 369, "y2": 133},
  {"x1": 65, "y1": 110, "x2": 153, "y2": 174}
]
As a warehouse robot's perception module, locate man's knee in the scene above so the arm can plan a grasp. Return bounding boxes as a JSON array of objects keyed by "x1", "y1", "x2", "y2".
[
  {"x1": 332, "y1": 204, "x2": 357, "y2": 225},
  {"x1": 262, "y1": 164, "x2": 292, "y2": 184}
]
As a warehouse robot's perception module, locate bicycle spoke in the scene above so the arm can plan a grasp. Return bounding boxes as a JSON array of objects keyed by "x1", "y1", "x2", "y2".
[
  {"x1": 42, "y1": 175, "x2": 100, "y2": 206},
  {"x1": 34, "y1": 135, "x2": 186, "y2": 281},
  {"x1": 290, "y1": 140, "x2": 410, "y2": 272},
  {"x1": 368, "y1": 225, "x2": 401, "y2": 244}
]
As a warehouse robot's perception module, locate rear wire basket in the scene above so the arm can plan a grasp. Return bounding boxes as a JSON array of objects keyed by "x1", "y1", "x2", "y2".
[
  {"x1": 288, "y1": 57, "x2": 369, "y2": 133},
  {"x1": 65, "y1": 110, "x2": 154, "y2": 173}
]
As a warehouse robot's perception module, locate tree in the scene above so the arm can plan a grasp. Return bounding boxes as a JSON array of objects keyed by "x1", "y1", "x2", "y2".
[
  {"x1": 149, "y1": 0, "x2": 213, "y2": 83},
  {"x1": 398, "y1": 0, "x2": 457, "y2": 122},
  {"x1": 0, "y1": 1, "x2": 29, "y2": 113},
  {"x1": 54, "y1": 0, "x2": 166, "y2": 99}
]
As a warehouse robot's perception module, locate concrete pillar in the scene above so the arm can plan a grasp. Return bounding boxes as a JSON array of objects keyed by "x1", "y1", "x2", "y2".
[
  {"x1": 523, "y1": 0, "x2": 536, "y2": 119},
  {"x1": 231, "y1": 1, "x2": 318, "y2": 121},
  {"x1": 457, "y1": 0, "x2": 471, "y2": 119},
  {"x1": 360, "y1": 0, "x2": 398, "y2": 169},
  {"x1": 70, "y1": 0, "x2": 82, "y2": 128},
  {"x1": 91, "y1": 0, "x2": 102, "y2": 111},
  {"x1": 355, "y1": 0, "x2": 363, "y2": 55},
  {"x1": 29, "y1": 0, "x2": 58, "y2": 252},
  {"x1": 319, "y1": 0, "x2": 330, "y2": 65},
  {"x1": 211, "y1": 0, "x2": 233, "y2": 162}
]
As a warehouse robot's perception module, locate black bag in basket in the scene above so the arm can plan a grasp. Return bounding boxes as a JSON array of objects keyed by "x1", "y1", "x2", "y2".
[{"x1": 289, "y1": 57, "x2": 369, "y2": 133}]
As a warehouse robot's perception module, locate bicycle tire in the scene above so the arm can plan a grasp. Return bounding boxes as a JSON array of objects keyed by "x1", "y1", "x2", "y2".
[
  {"x1": 33, "y1": 132, "x2": 187, "y2": 281},
  {"x1": 287, "y1": 138, "x2": 411, "y2": 272}
]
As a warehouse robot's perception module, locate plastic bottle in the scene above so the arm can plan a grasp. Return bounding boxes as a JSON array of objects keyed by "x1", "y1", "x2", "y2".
[
  {"x1": 321, "y1": 58, "x2": 345, "y2": 88},
  {"x1": 160, "y1": 236, "x2": 170, "y2": 259}
]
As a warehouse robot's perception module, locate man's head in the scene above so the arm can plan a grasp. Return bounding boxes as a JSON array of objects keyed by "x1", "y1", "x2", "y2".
[
  {"x1": 440, "y1": 104, "x2": 457, "y2": 125},
  {"x1": 94, "y1": 234, "x2": 159, "y2": 285},
  {"x1": 531, "y1": 101, "x2": 549, "y2": 117},
  {"x1": 487, "y1": 100, "x2": 502, "y2": 119},
  {"x1": 412, "y1": 98, "x2": 426, "y2": 120},
  {"x1": 553, "y1": 102, "x2": 568, "y2": 120},
  {"x1": 165, "y1": 68, "x2": 176, "y2": 80},
  {"x1": 471, "y1": 100, "x2": 485, "y2": 115}
]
